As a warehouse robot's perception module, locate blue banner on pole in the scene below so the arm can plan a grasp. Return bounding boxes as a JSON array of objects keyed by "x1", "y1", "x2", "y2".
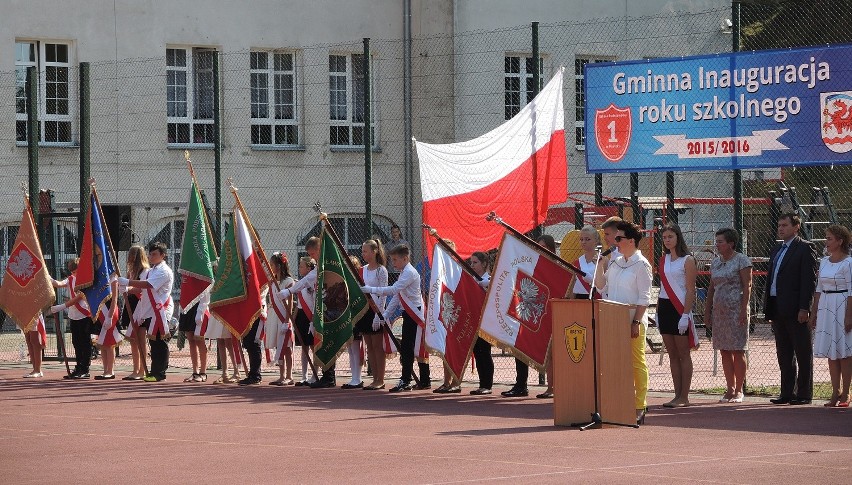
[{"x1": 584, "y1": 43, "x2": 852, "y2": 173}]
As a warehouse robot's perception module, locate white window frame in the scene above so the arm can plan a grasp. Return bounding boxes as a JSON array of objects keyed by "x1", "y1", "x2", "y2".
[
  {"x1": 15, "y1": 40, "x2": 75, "y2": 146},
  {"x1": 250, "y1": 50, "x2": 300, "y2": 147},
  {"x1": 166, "y1": 46, "x2": 216, "y2": 147},
  {"x1": 328, "y1": 53, "x2": 377, "y2": 148},
  {"x1": 574, "y1": 56, "x2": 613, "y2": 151},
  {"x1": 503, "y1": 54, "x2": 545, "y2": 120}
]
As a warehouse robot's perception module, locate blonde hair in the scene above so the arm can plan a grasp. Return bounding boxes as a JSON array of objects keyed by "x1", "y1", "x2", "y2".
[
  {"x1": 299, "y1": 256, "x2": 316, "y2": 270},
  {"x1": 580, "y1": 225, "x2": 601, "y2": 245},
  {"x1": 126, "y1": 245, "x2": 150, "y2": 279}
]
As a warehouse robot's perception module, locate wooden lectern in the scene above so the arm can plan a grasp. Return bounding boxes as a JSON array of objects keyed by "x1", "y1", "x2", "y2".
[{"x1": 551, "y1": 299, "x2": 635, "y2": 427}]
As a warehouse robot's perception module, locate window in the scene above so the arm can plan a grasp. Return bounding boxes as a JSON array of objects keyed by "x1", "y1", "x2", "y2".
[
  {"x1": 504, "y1": 55, "x2": 543, "y2": 120},
  {"x1": 15, "y1": 41, "x2": 74, "y2": 144},
  {"x1": 574, "y1": 57, "x2": 611, "y2": 150},
  {"x1": 250, "y1": 51, "x2": 299, "y2": 146},
  {"x1": 329, "y1": 54, "x2": 375, "y2": 147},
  {"x1": 167, "y1": 47, "x2": 216, "y2": 145}
]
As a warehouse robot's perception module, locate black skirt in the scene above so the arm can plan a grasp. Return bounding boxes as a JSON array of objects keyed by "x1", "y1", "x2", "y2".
[
  {"x1": 119, "y1": 294, "x2": 139, "y2": 330},
  {"x1": 354, "y1": 308, "x2": 377, "y2": 339},
  {"x1": 656, "y1": 297, "x2": 681, "y2": 335},
  {"x1": 178, "y1": 302, "x2": 199, "y2": 332},
  {"x1": 294, "y1": 308, "x2": 314, "y2": 346}
]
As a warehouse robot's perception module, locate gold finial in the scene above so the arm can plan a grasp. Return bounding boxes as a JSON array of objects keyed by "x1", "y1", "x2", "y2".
[
  {"x1": 88, "y1": 177, "x2": 96, "y2": 188},
  {"x1": 227, "y1": 177, "x2": 237, "y2": 193},
  {"x1": 421, "y1": 223, "x2": 438, "y2": 237},
  {"x1": 312, "y1": 201, "x2": 328, "y2": 220},
  {"x1": 184, "y1": 150, "x2": 191, "y2": 162}
]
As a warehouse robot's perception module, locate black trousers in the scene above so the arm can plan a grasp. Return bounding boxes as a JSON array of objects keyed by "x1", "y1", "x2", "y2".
[
  {"x1": 243, "y1": 318, "x2": 263, "y2": 380},
  {"x1": 399, "y1": 311, "x2": 430, "y2": 384},
  {"x1": 69, "y1": 318, "x2": 92, "y2": 374},
  {"x1": 770, "y1": 305, "x2": 813, "y2": 400},
  {"x1": 146, "y1": 318, "x2": 169, "y2": 378},
  {"x1": 514, "y1": 357, "x2": 529, "y2": 390},
  {"x1": 472, "y1": 337, "x2": 494, "y2": 389}
]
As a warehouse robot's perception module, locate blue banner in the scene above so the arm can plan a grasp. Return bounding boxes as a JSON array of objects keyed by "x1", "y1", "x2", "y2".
[
  {"x1": 584, "y1": 43, "x2": 852, "y2": 173},
  {"x1": 82, "y1": 192, "x2": 117, "y2": 318}
]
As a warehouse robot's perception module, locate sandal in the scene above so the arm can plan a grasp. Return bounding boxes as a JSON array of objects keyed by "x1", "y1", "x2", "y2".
[
  {"x1": 824, "y1": 394, "x2": 840, "y2": 407},
  {"x1": 184, "y1": 373, "x2": 200, "y2": 383},
  {"x1": 432, "y1": 384, "x2": 450, "y2": 394},
  {"x1": 198, "y1": 373, "x2": 207, "y2": 382},
  {"x1": 282, "y1": 378, "x2": 294, "y2": 386},
  {"x1": 269, "y1": 380, "x2": 285, "y2": 386},
  {"x1": 836, "y1": 394, "x2": 849, "y2": 407}
]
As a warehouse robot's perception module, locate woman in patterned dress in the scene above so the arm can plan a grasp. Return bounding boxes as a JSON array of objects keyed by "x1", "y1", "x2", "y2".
[
  {"x1": 808, "y1": 225, "x2": 852, "y2": 407},
  {"x1": 705, "y1": 228, "x2": 752, "y2": 403}
]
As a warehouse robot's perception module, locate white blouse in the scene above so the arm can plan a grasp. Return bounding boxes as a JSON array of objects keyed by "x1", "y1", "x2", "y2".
[{"x1": 599, "y1": 252, "x2": 652, "y2": 321}]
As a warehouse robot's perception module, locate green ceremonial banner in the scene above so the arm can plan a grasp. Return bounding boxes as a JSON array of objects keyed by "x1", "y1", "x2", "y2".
[
  {"x1": 313, "y1": 227, "x2": 369, "y2": 370},
  {"x1": 178, "y1": 180, "x2": 218, "y2": 308},
  {"x1": 209, "y1": 213, "x2": 247, "y2": 307}
]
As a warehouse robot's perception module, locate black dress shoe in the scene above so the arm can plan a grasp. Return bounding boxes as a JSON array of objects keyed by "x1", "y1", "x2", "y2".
[
  {"x1": 238, "y1": 377, "x2": 262, "y2": 386},
  {"x1": 470, "y1": 388, "x2": 492, "y2": 395},
  {"x1": 63, "y1": 373, "x2": 77, "y2": 380},
  {"x1": 71, "y1": 373, "x2": 90, "y2": 379},
  {"x1": 790, "y1": 399, "x2": 812, "y2": 405},
  {"x1": 389, "y1": 381, "x2": 412, "y2": 393},
  {"x1": 769, "y1": 397, "x2": 791, "y2": 405},
  {"x1": 413, "y1": 382, "x2": 432, "y2": 390},
  {"x1": 341, "y1": 382, "x2": 364, "y2": 389},
  {"x1": 501, "y1": 387, "x2": 529, "y2": 397},
  {"x1": 310, "y1": 379, "x2": 336, "y2": 388},
  {"x1": 536, "y1": 391, "x2": 554, "y2": 399}
]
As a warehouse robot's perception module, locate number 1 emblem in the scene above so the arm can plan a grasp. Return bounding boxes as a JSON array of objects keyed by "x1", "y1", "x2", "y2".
[{"x1": 595, "y1": 103, "x2": 632, "y2": 162}]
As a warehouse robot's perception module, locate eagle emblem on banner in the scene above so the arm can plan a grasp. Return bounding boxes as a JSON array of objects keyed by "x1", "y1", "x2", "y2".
[
  {"x1": 6, "y1": 244, "x2": 41, "y2": 287},
  {"x1": 508, "y1": 270, "x2": 549, "y2": 332},
  {"x1": 439, "y1": 284, "x2": 460, "y2": 332},
  {"x1": 821, "y1": 91, "x2": 852, "y2": 154}
]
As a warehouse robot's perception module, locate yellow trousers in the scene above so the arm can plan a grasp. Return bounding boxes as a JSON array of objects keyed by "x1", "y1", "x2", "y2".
[{"x1": 632, "y1": 324, "x2": 649, "y2": 410}]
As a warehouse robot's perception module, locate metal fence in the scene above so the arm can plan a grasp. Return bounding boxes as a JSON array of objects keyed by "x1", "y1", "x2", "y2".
[{"x1": 1, "y1": 2, "x2": 851, "y2": 397}]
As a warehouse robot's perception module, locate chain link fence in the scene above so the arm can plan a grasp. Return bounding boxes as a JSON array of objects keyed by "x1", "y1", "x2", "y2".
[{"x1": 1, "y1": 2, "x2": 851, "y2": 396}]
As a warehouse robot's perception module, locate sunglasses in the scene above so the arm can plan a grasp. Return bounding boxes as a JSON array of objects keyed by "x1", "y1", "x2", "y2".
[{"x1": 614, "y1": 235, "x2": 627, "y2": 242}]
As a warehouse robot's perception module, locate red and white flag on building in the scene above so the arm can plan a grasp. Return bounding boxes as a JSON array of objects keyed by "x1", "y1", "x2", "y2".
[
  {"x1": 415, "y1": 68, "x2": 566, "y2": 258},
  {"x1": 480, "y1": 231, "x2": 573, "y2": 371},
  {"x1": 424, "y1": 243, "x2": 486, "y2": 382}
]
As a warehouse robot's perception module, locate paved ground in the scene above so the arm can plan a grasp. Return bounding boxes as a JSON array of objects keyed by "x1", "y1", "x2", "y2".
[{"x1": 1, "y1": 363, "x2": 849, "y2": 484}]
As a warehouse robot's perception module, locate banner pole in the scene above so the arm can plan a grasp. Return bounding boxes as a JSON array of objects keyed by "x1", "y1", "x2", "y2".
[{"x1": 486, "y1": 211, "x2": 585, "y2": 277}]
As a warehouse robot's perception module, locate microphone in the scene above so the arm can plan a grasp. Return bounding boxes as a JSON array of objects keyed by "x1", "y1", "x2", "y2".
[{"x1": 600, "y1": 246, "x2": 614, "y2": 257}]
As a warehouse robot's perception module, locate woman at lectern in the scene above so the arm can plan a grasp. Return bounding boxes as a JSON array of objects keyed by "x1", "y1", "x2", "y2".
[
  {"x1": 594, "y1": 221, "x2": 652, "y2": 425},
  {"x1": 568, "y1": 225, "x2": 601, "y2": 299}
]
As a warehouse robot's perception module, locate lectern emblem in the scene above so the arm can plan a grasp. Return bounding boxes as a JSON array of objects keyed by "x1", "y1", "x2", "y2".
[{"x1": 565, "y1": 322, "x2": 586, "y2": 363}]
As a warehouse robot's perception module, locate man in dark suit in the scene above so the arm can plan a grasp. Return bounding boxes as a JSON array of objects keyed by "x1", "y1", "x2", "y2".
[{"x1": 764, "y1": 213, "x2": 818, "y2": 405}]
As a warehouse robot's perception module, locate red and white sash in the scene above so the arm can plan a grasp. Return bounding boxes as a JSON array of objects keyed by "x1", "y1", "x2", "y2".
[
  {"x1": 96, "y1": 303, "x2": 121, "y2": 347},
  {"x1": 145, "y1": 286, "x2": 172, "y2": 338},
  {"x1": 68, "y1": 274, "x2": 92, "y2": 318},
  {"x1": 400, "y1": 296, "x2": 429, "y2": 360},
  {"x1": 195, "y1": 308, "x2": 210, "y2": 338},
  {"x1": 658, "y1": 255, "x2": 699, "y2": 350},
  {"x1": 573, "y1": 258, "x2": 600, "y2": 299},
  {"x1": 33, "y1": 314, "x2": 47, "y2": 348},
  {"x1": 297, "y1": 291, "x2": 313, "y2": 321}
]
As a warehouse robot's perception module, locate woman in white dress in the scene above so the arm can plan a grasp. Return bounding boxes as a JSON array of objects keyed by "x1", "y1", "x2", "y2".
[
  {"x1": 267, "y1": 252, "x2": 295, "y2": 386},
  {"x1": 808, "y1": 224, "x2": 852, "y2": 407}
]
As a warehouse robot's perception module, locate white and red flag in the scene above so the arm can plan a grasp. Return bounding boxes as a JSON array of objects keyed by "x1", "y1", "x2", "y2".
[
  {"x1": 424, "y1": 243, "x2": 486, "y2": 382},
  {"x1": 415, "y1": 68, "x2": 566, "y2": 258},
  {"x1": 480, "y1": 231, "x2": 573, "y2": 371}
]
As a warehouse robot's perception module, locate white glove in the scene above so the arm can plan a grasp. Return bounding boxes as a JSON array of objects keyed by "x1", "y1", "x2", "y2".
[
  {"x1": 308, "y1": 322, "x2": 315, "y2": 335},
  {"x1": 116, "y1": 277, "x2": 130, "y2": 286},
  {"x1": 372, "y1": 320, "x2": 381, "y2": 332},
  {"x1": 477, "y1": 279, "x2": 489, "y2": 289},
  {"x1": 278, "y1": 288, "x2": 291, "y2": 299},
  {"x1": 49, "y1": 304, "x2": 66, "y2": 315},
  {"x1": 118, "y1": 285, "x2": 128, "y2": 294},
  {"x1": 360, "y1": 286, "x2": 374, "y2": 294},
  {"x1": 678, "y1": 313, "x2": 691, "y2": 335},
  {"x1": 382, "y1": 312, "x2": 392, "y2": 323}
]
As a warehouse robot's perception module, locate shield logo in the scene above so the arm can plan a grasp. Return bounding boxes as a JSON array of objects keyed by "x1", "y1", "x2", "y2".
[
  {"x1": 507, "y1": 269, "x2": 550, "y2": 333},
  {"x1": 5, "y1": 243, "x2": 41, "y2": 287},
  {"x1": 595, "y1": 103, "x2": 632, "y2": 162},
  {"x1": 565, "y1": 322, "x2": 586, "y2": 364},
  {"x1": 821, "y1": 91, "x2": 852, "y2": 153},
  {"x1": 320, "y1": 271, "x2": 348, "y2": 322}
]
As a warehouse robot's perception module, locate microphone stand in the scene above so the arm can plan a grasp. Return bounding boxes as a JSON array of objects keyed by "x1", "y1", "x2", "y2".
[{"x1": 572, "y1": 245, "x2": 639, "y2": 430}]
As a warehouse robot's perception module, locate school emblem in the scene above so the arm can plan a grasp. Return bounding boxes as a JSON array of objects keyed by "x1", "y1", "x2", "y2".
[
  {"x1": 6, "y1": 243, "x2": 41, "y2": 287},
  {"x1": 565, "y1": 322, "x2": 586, "y2": 364},
  {"x1": 507, "y1": 269, "x2": 549, "y2": 333},
  {"x1": 439, "y1": 283, "x2": 460, "y2": 332},
  {"x1": 821, "y1": 91, "x2": 852, "y2": 153},
  {"x1": 321, "y1": 271, "x2": 348, "y2": 322},
  {"x1": 595, "y1": 103, "x2": 632, "y2": 162}
]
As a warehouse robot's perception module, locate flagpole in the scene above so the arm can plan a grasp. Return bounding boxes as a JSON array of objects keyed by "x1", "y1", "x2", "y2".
[
  {"x1": 229, "y1": 181, "x2": 318, "y2": 379},
  {"x1": 89, "y1": 179, "x2": 121, "y2": 278},
  {"x1": 486, "y1": 211, "x2": 585, "y2": 277},
  {"x1": 312, "y1": 202, "x2": 418, "y2": 385},
  {"x1": 421, "y1": 224, "x2": 482, "y2": 282}
]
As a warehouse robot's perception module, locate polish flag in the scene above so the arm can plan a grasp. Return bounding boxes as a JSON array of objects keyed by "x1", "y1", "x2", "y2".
[
  {"x1": 415, "y1": 68, "x2": 566, "y2": 258},
  {"x1": 424, "y1": 243, "x2": 486, "y2": 382},
  {"x1": 480, "y1": 231, "x2": 573, "y2": 371}
]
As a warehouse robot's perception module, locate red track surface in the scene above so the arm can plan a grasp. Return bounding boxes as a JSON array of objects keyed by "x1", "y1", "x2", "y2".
[{"x1": 1, "y1": 364, "x2": 849, "y2": 484}]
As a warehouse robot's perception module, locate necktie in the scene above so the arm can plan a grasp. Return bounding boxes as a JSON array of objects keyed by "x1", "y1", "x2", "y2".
[{"x1": 770, "y1": 243, "x2": 788, "y2": 297}]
